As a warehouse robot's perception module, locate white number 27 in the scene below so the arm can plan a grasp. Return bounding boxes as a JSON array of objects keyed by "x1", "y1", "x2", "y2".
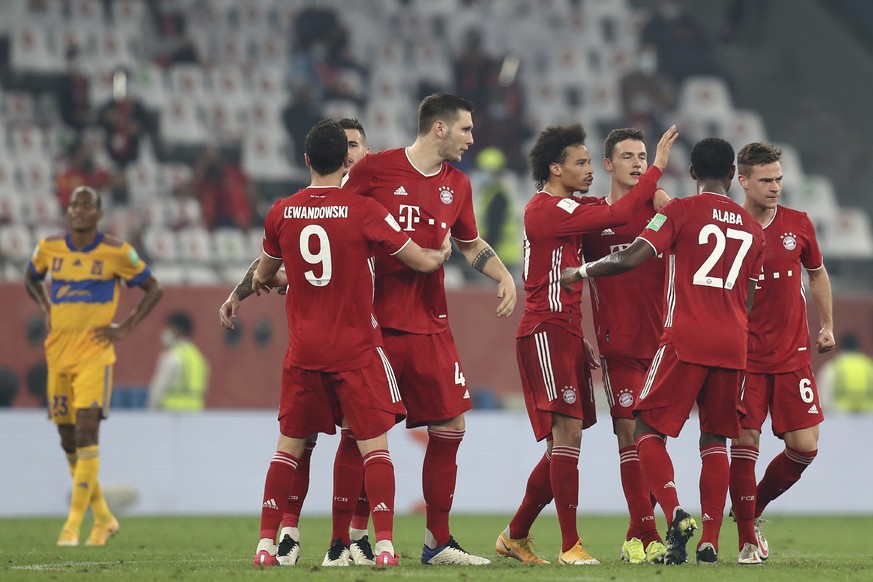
[{"x1": 693, "y1": 225, "x2": 753, "y2": 289}]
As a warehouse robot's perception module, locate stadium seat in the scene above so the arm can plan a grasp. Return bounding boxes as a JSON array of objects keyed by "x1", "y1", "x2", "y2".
[
  {"x1": 798, "y1": 175, "x2": 840, "y2": 229},
  {"x1": 773, "y1": 143, "x2": 806, "y2": 204},
  {"x1": 242, "y1": 133, "x2": 299, "y2": 181},
  {"x1": 24, "y1": 192, "x2": 63, "y2": 225},
  {"x1": 168, "y1": 64, "x2": 208, "y2": 101},
  {"x1": 142, "y1": 227, "x2": 180, "y2": 263},
  {"x1": 2, "y1": 92, "x2": 36, "y2": 124},
  {"x1": 132, "y1": 63, "x2": 169, "y2": 111},
  {"x1": 178, "y1": 226, "x2": 213, "y2": 263},
  {"x1": 820, "y1": 208, "x2": 873, "y2": 259},
  {"x1": 726, "y1": 110, "x2": 768, "y2": 149},
  {"x1": 0, "y1": 192, "x2": 26, "y2": 224},
  {"x1": 16, "y1": 159, "x2": 54, "y2": 195},
  {"x1": 8, "y1": 124, "x2": 46, "y2": 162},
  {"x1": 160, "y1": 97, "x2": 210, "y2": 145},
  {"x1": 0, "y1": 159, "x2": 19, "y2": 192},
  {"x1": 11, "y1": 23, "x2": 63, "y2": 73},
  {"x1": 213, "y1": 227, "x2": 252, "y2": 264},
  {"x1": 0, "y1": 224, "x2": 34, "y2": 263}
]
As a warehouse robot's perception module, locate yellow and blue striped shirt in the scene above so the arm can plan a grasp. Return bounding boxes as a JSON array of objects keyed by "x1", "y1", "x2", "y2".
[{"x1": 28, "y1": 232, "x2": 151, "y2": 370}]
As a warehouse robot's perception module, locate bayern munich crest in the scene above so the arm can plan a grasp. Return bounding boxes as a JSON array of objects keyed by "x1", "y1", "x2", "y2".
[
  {"x1": 439, "y1": 186, "x2": 454, "y2": 204},
  {"x1": 562, "y1": 387, "x2": 577, "y2": 404},
  {"x1": 618, "y1": 389, "x2": 634, "y2": 408},
  {"x1": 781, "y1": 232, "x2": 797, "y2": 251}
]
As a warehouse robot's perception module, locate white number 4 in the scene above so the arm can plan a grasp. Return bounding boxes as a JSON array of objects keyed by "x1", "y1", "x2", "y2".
[
  {"x1": 454, "y1": 362, "x2": 466, "y2": 387},
  {"x1": 693, "y1": 225, "x2": 753, "y2": 289}
]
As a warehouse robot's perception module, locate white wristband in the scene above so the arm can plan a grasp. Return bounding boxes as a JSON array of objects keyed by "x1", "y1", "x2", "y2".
[{"x1": 578, "y1": 264, "x2": 589, "y2": 278}]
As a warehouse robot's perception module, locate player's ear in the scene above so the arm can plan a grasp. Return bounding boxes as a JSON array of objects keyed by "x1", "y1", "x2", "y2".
[
  {"x1": 549, "y1": 161, "x2": 561, "y2": 178},
  {"x1": 603, "y1": 157, "x2": 613, "y2": 172},
  {"x1": 689, "y1": 165, "x2": 698, "y2": 180},
  {"x1": 303, "y1": 153, "x2": 311, "y2": 169}
]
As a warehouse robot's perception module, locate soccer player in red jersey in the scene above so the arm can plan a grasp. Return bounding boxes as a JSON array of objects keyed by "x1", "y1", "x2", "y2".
[
  {"x1": 342, "y1": 93, "x2": 516, "y2": 565},
  {"x1": 250, "y1": 120, "x2": 450, "y2": 568},
  {"x1": 222, "y1": 119, "x2": 380, "y2": 566},
  {"x1": 496, "y1": 124, "x2": 676, "y2": 566},
  {"x1": 581, "y1": 128, "x2": 668, "y2": 564},
  {"x1": 562, "y1": 137, "x2": 765, "y2": 566},
  {"x1": 729, "y1": 142, "x2": 835, "y2": 564}
]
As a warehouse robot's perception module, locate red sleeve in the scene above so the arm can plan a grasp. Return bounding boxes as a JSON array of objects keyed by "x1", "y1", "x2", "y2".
[
  {"x1": 799, "y1": 213, "x2": 824, "y2": 270},
  {"x1": 361, "y1": 198, "x2": 411, "y2": 255},
  {"x1": 262, "y1": 200, "x2": 283, "y2": 259},
  {"x1": 546, "y1": 166, "x2": 662, "y2": 237},
  {"x1": 639, "y1": 198, "x2": 682, "y2": 254}
]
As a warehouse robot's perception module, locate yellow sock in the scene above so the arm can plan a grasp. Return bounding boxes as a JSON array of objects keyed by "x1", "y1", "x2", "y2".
[
  {"x1": 64, "y1": 445, "x2": 100, "y2": 532},
  {"x1": 65, "y1": 451, "x2": 112, "y2": 522}
]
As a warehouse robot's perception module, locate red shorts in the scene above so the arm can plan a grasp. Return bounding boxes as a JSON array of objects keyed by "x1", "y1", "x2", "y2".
[
  {"x1": 740, "y1": 367, "x2": 824, "y2": 437},
  {"x1": 634, "y1": 344, "x2": 743, "y2": 439},
  {"x1": 278, "y1": 348, "x2": 406, "y2": 441},
  {"x1": 382, "y1": 328, "x2": 472, "y2": 428},
  {"x1": 601, "y1": 356, "x2": 651, "y2": 422},
  {"x1": 516, "y1": 325, "x2": 597, "y2": 442}
]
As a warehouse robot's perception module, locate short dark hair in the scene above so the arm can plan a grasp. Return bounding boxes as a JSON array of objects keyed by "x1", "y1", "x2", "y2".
[
  {"x1": 603, "y1": 128, "x2": 645, "y2": 160},
  {"x1": 417, "y1": 93, "x2": 474, "y2": 135},
  {"x1": 737, "y1": 141, "x2": 783, "y2": 177},
  {"x1": 304, "y1": 119, "x2": 348, "y2": 176},
  {"x1": 70, "y1": 185, "x2": 102, "y2": 209},
  {"x1": 167, "y1": 311, "x2": 193, "y2": 337},
  {"x1": 529, "y1": 123, "x2": 587, "y2": 190},
  {"x1": 338, "y1": 117, "x2": 366, "y2": 142},
  {"x1": 690, "y1": 138, "x2": 735, "y2": 180}
]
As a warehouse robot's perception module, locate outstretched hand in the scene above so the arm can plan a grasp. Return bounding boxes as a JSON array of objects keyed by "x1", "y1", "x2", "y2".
[
  {"x1": 652, "y1": 125, "x2": 679, "y2": 171},
  {"x1": 560, "y1": 266, "x2": 583, "y2": 290}
]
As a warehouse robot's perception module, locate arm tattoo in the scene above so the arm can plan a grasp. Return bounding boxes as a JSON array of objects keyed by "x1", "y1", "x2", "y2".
[
  {"x1": 233, "y1": 258, "x2": 260, "y2": 301},
  {"x1": 471, "y1": 247, "x2": 496, "y2": 274}
]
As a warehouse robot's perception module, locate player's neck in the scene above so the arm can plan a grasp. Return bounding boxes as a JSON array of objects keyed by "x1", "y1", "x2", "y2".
[
  {"x1": 542, "y1": 179, "x2": 572, "y2": 198},
  {"x1": 696, "y1": 180, "x2": 728, "y2": 197},
  {"x1": 309, "y1": 168, "x2": 344, "y2": 188},
  {"x1": 743, "y1": 199, "x2": 776, "y2": 226},
  {"x1": 606, "y1": 182, "x2": 631, "y2": 204},
  {"x1": 405, "y1": 141, "x2": 443, "y2": 175},
  {"x1": 68, "y1": 229, "x2": 98, "y2": 249}
]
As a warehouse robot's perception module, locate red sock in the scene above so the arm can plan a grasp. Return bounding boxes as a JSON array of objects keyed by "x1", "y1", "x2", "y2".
[
  {"x1": 508, "y1": 450, "x2": 553, "y2": 539},
  {"x1": 331, "y1": 429, "x2": 362, "y2": 544},
  {"x1": 730, "y1": 444, "x2": 758, "y2": 548},
  {"x1": 350, "y1": 480, "x2": 370, "y2": 532},
  {"x1": 619, "y1": 445, "x2": 659, "y2": 544},
  {"x1": 635, "y1": 432, "x2": 679, "y2": 524},
  {"x1": 551, "y1": 445, "x2": 580, "y2": 552},
  {"x1": 698, "y1": 444, "x2": 728, "y2": 551},
  {"x1": 422, "y1": 429, "x2": 463, "y2": 546},
  {"x1": 363, "y1": 450, "x2": 395, "y2": 544},
  {"x1": 260, "y1": 451, "x2": 298, "y2": 539},
  {"x1": 756, "y1": 447, "x2": 817, "y2": 517},
  {"x1": 281, "y1": 440, "x2": 315, "y2": 528}
]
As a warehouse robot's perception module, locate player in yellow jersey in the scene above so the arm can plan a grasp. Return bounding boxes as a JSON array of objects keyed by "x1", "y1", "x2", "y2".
[{"x1": 25, "y1": 186, "x2": 163, "y2": 547}]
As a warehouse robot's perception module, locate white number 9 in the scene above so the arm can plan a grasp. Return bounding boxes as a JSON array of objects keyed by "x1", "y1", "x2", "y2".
[{"x1": 299, "y1": 224, "x2": 332, "y2": 286}]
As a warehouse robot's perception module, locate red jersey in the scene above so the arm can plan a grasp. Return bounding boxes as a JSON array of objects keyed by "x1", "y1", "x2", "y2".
[
  {"x1": 640, "y1": 193, "x2": 765, "y2": 369},
  {"x1": 262, "y1": 186, "x2": 410, "y2": 372},
  {"x1": 583, "y1": 198, "x2": 665, "y2": 359},
  {"x1": 746, "y1": 206, "x2": 823, "y2": 373},
  {"x1": 518, "y1": 166, "x2": 662, "y2": 338},
  {"x1": 343, "y1": 148, "x2": 479, "y2": 335}
]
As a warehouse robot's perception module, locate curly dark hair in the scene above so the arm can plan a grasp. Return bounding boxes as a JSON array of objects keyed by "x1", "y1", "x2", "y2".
[
  {"x1": 529, "y1": 123, "x2": 587, "y2": 190},
  {"x1": 690, "y1": 138, "x2": 735, "y2": 180}
]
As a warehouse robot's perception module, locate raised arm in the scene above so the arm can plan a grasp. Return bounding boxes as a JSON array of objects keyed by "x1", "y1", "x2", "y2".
[{"x1": 455, "y1": 237, "x2": 517, "y2": 317}]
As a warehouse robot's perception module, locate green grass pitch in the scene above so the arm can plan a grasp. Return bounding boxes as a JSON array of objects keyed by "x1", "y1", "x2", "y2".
[{"x1": 2, "y1": 514, "x2": 871, "y2": 580}]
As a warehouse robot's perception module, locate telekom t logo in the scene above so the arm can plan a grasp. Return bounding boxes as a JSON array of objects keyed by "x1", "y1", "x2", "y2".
[{"x1": 398, "y1": 204, "x2": 421, "y2": 231}]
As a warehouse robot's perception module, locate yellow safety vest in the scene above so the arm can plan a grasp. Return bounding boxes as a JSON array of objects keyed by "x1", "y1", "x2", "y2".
[
  {"x1": 161, "y1": 341, "x2": 209, "y2": 411},
  {"x1": 832, "y1": 352, "x2": 873, "y2": 413},
  {"x1": 476, "y1": 179, "x2": 521, "y2": 265}
]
